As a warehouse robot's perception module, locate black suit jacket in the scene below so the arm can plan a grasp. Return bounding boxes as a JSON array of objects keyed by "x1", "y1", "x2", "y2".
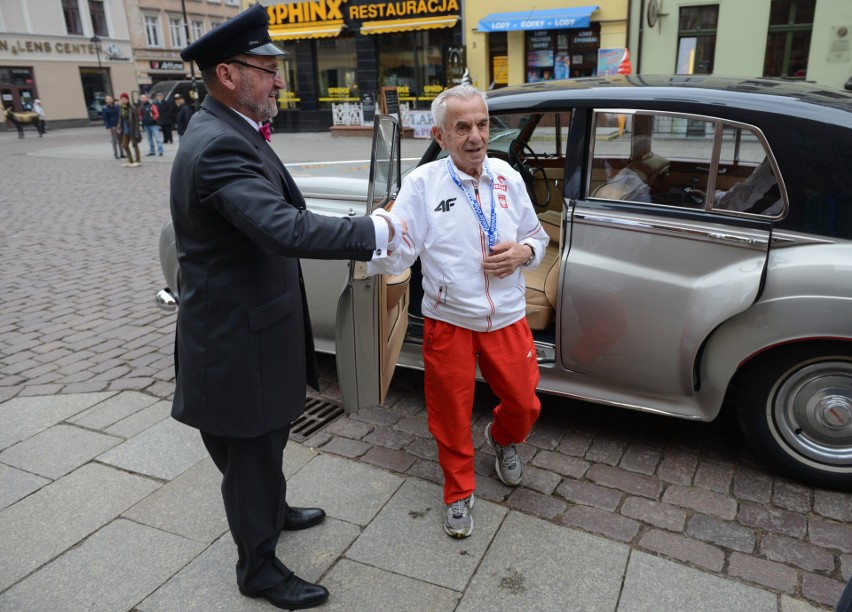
[{"x1": 170, "y1": 95, "x2": 376, "y2": 437}]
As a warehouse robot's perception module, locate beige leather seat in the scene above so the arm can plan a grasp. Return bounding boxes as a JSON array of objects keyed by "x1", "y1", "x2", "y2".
[{"x1": 523, "y1": 209, "x2": 561, "y2": 330}]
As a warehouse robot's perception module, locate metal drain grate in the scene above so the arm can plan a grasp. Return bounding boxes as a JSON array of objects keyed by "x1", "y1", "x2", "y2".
[{"x1": 290, "y1": 397, "x2": 344, "y2": 441}]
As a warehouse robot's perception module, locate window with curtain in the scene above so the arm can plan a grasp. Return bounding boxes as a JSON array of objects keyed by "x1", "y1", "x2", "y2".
[
  {"x1": 190, "y1": 20, "x2": 204, "y2": 42},
  {"x1": 676, "y1": 5, "x2": 718, "y2": 74},
  {"x1": 145, "y1": 15, "x2": 163, "y2": 47},
  {"x1": 169, "y1": 17, "x2": 187, "y2": 48},
  {"x1": 88, "y1": 0, "x2": 108, "y2": 37},
  {"x1": 63, "y1": 0, "x2": 83, "y2": 35},
  {"x1": 763, "y1": 0, "x2": 815, "y2": 78}
]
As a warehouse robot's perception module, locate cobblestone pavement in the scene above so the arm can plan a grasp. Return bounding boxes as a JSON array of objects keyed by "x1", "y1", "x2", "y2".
[{"x1": 1, "y1": 126, "x2": 850, "y2": 610}]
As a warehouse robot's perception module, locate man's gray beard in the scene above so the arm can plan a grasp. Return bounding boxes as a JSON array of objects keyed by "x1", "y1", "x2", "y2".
[{"x1": 236, "y1": 86, "x2": 279, "y2": 122}]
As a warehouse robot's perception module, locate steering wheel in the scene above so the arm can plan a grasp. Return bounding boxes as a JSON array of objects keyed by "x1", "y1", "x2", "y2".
[{"x1": 508, "y1": 139, "x2": 551, "y2": 209}]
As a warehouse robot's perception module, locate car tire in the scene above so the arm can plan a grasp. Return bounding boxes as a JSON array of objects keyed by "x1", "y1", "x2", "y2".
[{"x1": 736, "y1": 342, "x2": 852, "y2": 491}]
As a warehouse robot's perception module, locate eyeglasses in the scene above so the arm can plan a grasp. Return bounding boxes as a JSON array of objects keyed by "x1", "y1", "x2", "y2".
[{"x1": 227, "y1": 59, "x2": 281, "y2": 79}]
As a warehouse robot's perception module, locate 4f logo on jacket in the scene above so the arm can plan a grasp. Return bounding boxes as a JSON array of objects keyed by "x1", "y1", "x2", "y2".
[{"x1": 434, "y1": 197, "x2": 456, "y2": 212}]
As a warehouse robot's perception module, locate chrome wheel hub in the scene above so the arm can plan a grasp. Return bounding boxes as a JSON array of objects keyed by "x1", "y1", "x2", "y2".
[{"x1": 773, "y1": 360, "x2": 852, "y2": 466}]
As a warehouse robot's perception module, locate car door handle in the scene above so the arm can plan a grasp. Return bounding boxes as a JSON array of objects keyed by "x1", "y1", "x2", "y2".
[{"x1": 708, "y1": 231, "x2": 766, "y2": 246}]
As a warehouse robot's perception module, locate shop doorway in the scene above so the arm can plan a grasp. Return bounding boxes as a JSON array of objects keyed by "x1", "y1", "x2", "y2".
[
  {"x1": 80, "y1": 67, "x2": 111, "y2": 121},
  {"x1": 0, "y1": 67, "x2": 37, "y2": 111}
]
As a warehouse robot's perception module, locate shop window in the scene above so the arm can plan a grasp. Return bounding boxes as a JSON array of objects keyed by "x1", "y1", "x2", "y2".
[
  {"x1": 676, "y1": 5, "x2": 718, "y2": 74},
  {"x1": 63, "y1": 0, "x2": 83, "y2": 35},
  {"x1": 525, "y1": 27, "x2": 599, "y2": 82},
  {"x1": 88, "y1": 0, "x2": 108, "y2": 37},
  {"x1": 488, "y1": 32, "x2": 508, "y2": 89},
  {"x1": 276, "y1": 43, "x2": 299, "y2": 110},
  {"x1": 377, "y1": 29, "x2": 454, "y2": 110},
  {"x1": 763, "y1": 0, "x2": 814, "y2": 78},
  {"x1": 80, "y1": 67, "x2": 108, "y2": 120},
  {"x1": 145, "y1": 15, "x2": 163, "y2": 47},
  {"x1": 169, "y1": 17, "x2": 187, "y2": 48},
  {"x1": 317, "y1": 37, "x2": 358, "y2": 106}
]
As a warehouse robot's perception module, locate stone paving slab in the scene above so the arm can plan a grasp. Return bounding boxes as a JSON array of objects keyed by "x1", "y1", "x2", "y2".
[
  {"x1": 0, "y1": 463, "x2": 50, "y2": 511},
  {"x1": 97, "y1": 415, "x2": 207, "y2": 480},
  {"x1": 0, "y1": 392, "x2": 115, "y2": 445},
  {"x1": 457, "y1": 511, "x2": 629, "y2": 612},
  {"x1": 69, "y1": 390, "x2": 159, "y2": 431},
  {"x1": 286, "y1": 453, "x2": 403, "y2": 526},
  {"x1": 345, "y1": 479, "x2": 508, "y2": 592},
  {"x1": 0, "y1": 462, "x2": 160, "y2": 592},
  {"x1": 104, "y1": 399, "x2": 171, "y2": 438},
  {"x1": 619, "y1": 551, "x2": 777, "y2": 612},
  {"x1": 0, "y1": 423, "x2": 122, "y2": 479},
  {"x1": 0, "y1": 518, "x2": 204, "y2": 612},
  {"x1": 122, "y1": 457, "x2": 227, "y2": 544},
  {"x1": 320, "y1": 558, "x2": 460, "y2": 611},
  {"x1": 138, "y1": 535, "x2": 267, "y2": 612}
]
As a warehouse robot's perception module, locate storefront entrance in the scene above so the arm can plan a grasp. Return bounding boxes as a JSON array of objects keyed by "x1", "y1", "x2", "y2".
[{"x1": 0, "y1": 67, "x2": 38, "y2": 111}]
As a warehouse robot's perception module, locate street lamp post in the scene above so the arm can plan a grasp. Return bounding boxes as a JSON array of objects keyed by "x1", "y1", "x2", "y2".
[
  {"x1": 90, "y1": 35, "x2": 102, "y2": 71},
  {"x1": 179, "y1": 0, "x2": 200, "y2": 110}
]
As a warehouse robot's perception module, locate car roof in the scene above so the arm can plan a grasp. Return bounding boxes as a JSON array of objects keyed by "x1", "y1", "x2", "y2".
[{"x1": 485, "y1": 75, "x2": 852, "y2": 126}]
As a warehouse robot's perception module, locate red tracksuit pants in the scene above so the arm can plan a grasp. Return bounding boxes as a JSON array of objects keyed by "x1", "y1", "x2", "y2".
[{"x1": 423, "y1": 317, "x2": 541, "y2": 504}]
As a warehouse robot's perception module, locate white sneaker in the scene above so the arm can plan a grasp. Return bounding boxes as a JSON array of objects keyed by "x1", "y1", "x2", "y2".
[
  {"x1": 485, "y1": 421, "x2": 523, "y2": 486},
  {"x1": 444, "y1": 494, "x2": 475, "y2": 538}
]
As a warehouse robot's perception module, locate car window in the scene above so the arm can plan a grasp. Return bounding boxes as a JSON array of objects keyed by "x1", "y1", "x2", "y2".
[{"x1": 588, "y1": 110, "x2": 785, "y2": 217}]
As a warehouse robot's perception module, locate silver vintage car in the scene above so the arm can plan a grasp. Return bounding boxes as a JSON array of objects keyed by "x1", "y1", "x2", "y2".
[{"x1": 158, "y1": 76, "x2": 852, "y2": 490}]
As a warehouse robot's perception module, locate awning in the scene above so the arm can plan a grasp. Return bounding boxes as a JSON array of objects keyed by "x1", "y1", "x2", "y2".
[
  {"x1": 477, "y1": 6, "x2": 598, "y2": 32},
  {"x1": 269, "y1": 22, "x2": 344, "y2": 40},
  {"x1": 360, "y1": 16, "x2": 458, "y2": 35}
]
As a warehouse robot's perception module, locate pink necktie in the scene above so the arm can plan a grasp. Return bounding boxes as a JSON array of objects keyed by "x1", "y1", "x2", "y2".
[{"x1": 259, "y1": 123, "x2": 271, "y2": 142}]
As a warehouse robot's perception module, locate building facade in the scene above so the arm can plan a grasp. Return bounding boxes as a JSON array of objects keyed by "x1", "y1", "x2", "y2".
[
  {"x1": 0, "y1": 0, "x2": 137, "y2": 124},
  {"x1": 464, "y1": 1, "x2": 630, "y2": 91},
  {"x1": 123, "y1": 0, "x2": 239, "y2": 91},
  {"x1": 627, "y1": 0, "x2": 852, "y2": 91},
  {"x1": 249, "y1": 0, "x2": 463, "y2": 131}
]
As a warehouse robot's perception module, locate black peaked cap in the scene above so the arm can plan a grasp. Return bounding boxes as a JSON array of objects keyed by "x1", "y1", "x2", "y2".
[{"x1": 180, "y1": 4, "x2": 285, "y2": 71}]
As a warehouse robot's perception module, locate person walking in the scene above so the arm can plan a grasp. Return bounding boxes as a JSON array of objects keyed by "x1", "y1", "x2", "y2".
[
  {"x1": 116, "y1": 93, "x2": 141, "y2": 167},
  {"x1": 32, "y1": 99, "x2": 46, "y2": 136},
  {"x1": 172, "y1": 5, "x2": 404, "y2": 610},
  {"x1": 154, "y1": 91, "x2": 174, "y2": 144},
  {"x1": 139, "y1": 93, "x2": 163, "y2": 156},
  {"x1": 368, "y1": 83, "x2": 549, "y2": 539},
  {"x1": 173, "y1": 94, "x2": 193, "y2": 142},
  {"x1": 101, "y1": 95, "x2": 122, "y2": 159}
]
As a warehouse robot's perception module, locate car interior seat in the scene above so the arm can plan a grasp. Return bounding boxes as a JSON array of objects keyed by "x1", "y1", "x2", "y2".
[{"x1": 524, "y1": 209, "x2": 561, "y2": 330}]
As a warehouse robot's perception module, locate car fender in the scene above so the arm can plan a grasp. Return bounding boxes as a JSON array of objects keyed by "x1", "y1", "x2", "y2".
[{"x1": 700, "y1": 294, "x2": 852, "y2": 420}]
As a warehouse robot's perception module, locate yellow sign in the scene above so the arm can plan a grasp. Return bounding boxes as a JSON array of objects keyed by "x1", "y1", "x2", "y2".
[
  {"x1": 493, "y1": 56, "x2": 508, "y2": 86},
  {"x1": 349, "y1": 0, "x2": 459, "y2": 20},
  {"x1": 267, "y1": 0, "x2": 346, "y2": 24}
]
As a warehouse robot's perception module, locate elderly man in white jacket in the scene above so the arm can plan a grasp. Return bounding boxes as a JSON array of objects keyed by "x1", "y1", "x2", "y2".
[{"x1": 370, "y1": 83, "x2": 549, "y2": 538}]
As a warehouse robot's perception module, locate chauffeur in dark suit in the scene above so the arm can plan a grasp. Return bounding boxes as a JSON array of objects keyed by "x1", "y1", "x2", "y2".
[{"x1": 172, "y1": 5, "x2": 403, "y2": 610}]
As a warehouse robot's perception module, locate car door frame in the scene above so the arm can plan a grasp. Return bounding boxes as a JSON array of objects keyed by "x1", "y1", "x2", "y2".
[{"x1": 335, "y1": 114, "x2": 408, "y2": 413}]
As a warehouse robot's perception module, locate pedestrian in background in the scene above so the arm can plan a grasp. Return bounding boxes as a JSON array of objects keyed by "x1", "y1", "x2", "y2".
[
  {"x1": 116, "y1": 92, "x2": 141, "y2": 167},
  {"x1": 172, "y1": 5, "x2": 404, "y2": 610},
  {"x1": 139, "y1": 93, "x2": 163, "y2": 156},
  {"x1": 368, "y1": 83, "x2": 548, "y2": 539},
  {"x1": 101, "y1": 95, "x2": 122, "y2": 159},
  {"x1": 154, "y1": 91, "x2": 174, "y2": 144},
  {"x1": 32, "y1": 99, "x2": 46, "y2": 136},
  {"x1": 173, "y1": 94, "x2": 193, "y2": 142}
]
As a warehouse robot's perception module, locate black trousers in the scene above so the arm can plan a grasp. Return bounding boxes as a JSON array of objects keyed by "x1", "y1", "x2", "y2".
[{"x1": 201, "y1": 426, "x2": 293, "y2": 592}]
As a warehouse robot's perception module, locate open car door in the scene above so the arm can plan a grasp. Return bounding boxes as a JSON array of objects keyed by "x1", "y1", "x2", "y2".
[{"x1": 335, "y1": 114, "x2": 409, "y2": 413}]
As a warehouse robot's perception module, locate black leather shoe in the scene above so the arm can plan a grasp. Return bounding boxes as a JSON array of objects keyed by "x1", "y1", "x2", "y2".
[
  {"x1": 240, "y1": 574, "x2": 329, "y2": 610},
  {"x1": 282, "y1": 506, "x2": 325, "y2": 531}
]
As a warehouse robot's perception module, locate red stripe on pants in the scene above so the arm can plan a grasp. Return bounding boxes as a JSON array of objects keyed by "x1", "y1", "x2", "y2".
[{"x1": 423, "y1": 317, "x2": 541, "y2": 504}]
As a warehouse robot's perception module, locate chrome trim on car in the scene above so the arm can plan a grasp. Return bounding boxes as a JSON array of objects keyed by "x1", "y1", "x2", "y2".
[
  {"x1": 573, "y1": 210, "x2": 770, "y2": 248},
  {"x1": 155, "y1": 288, "x2": 178, "y2": 312}
]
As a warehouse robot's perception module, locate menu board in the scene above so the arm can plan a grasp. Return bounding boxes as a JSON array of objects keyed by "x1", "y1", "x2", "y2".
[{"x1": 381, "y1": 86, "x2": 400, "y2": 121}]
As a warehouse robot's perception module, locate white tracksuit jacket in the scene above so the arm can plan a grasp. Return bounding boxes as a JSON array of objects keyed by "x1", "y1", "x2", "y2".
[{"x1": 369, "y1": 156, "x2": 550, "y2": 333}]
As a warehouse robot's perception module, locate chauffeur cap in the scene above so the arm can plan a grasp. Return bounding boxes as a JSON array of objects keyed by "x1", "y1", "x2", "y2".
[{"x1": 180, "y1": 4, "x2": 285, "y2": 71}]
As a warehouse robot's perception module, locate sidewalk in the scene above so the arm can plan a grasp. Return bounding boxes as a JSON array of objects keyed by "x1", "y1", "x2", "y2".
[
  {"x1": 0, "y1": 390, "x2": 784, "y2": 611},
  {"x1": 0, "y1": 126, "x2": 847, "y2": 611}
]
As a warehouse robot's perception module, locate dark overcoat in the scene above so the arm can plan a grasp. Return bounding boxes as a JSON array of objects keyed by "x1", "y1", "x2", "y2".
[{"x1": 170, "y1": 95, "x2": 376, "y2": 437}]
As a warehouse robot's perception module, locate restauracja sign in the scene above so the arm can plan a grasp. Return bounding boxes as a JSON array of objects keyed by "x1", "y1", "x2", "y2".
[{"x1": 267, "y1": 0, "x2": 459, "y2": 25}]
